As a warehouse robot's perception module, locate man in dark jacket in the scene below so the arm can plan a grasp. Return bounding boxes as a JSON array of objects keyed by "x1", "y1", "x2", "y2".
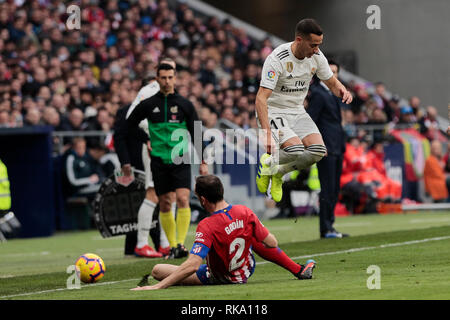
[
  {"x1": 306, "y1": 60, "x2": 349, "y2": 239},
  {"x1": 113, "y1": 103, "x2": 162, "y2": 256}
]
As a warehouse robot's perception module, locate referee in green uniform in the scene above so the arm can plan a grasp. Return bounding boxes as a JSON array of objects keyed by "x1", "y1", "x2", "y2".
[{"x1": 126, "y1": 63, "x2": 208, "y2": 258}]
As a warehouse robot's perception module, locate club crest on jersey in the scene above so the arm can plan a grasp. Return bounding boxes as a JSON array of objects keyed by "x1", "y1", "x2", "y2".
[
  {"x1": 170, "y1": 105, "x2": 178, "y2": 113},
  {"x1": 267, "y1": 70, "x2": 276, "y2": 80},
  {"x1": 286, "y1": 62, "x2": 293, "y2": 73},
  {"x1": 311, "y1": 67, "x2": 316, "y2": 75},
  {"x1": 192, "y1": 244, "x2": 202, "y2": 254}
]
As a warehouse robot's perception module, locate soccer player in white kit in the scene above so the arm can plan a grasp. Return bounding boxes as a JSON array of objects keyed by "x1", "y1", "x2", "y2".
[
  {"x1": 255, "y1": 19, "x2": 353, "y2": 202},
  {"x1": 124, "y1": 58, "x2": 177, "y2": 258}
]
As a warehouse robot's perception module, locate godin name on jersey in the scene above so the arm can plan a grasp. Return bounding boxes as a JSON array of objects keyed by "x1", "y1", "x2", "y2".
[{"x1": 225, "y1": 219, "x2": 244, "y2": 235}]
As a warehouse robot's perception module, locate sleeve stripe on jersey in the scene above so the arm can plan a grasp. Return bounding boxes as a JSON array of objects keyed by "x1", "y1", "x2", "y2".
[
  {"x1": 276, "y1": 50, "x2": 289, "y2": 59},
  {"x1": 260, "y1": 85, "x2": 274, "y2": 91},
  {"x1": 277, "y1": 53, "x2": 289, "y2": 60}
]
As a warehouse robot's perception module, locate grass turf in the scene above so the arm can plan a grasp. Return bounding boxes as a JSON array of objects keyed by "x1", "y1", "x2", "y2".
[{"x1": 1, "y1": 211, "x2": 450, "y2": 300}]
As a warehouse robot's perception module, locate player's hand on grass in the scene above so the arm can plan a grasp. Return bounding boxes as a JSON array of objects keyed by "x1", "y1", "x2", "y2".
[{"x1": 131, "y1": 285, "x2": 160, "y2": 291}]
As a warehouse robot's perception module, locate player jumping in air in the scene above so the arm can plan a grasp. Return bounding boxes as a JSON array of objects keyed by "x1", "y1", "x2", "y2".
[{"x1": 255, "y1": 18, "x2": 353, "y2": 202}]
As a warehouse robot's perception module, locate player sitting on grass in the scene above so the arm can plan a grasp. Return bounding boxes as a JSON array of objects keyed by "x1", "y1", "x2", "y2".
[{"x1": 132, "y1": 175, "x2": 315, "y2": 290}]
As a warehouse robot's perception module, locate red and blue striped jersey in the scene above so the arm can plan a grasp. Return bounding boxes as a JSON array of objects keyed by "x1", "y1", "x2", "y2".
[{"x1": 190, "y1": 204, "x2": 269, "y2": 284}]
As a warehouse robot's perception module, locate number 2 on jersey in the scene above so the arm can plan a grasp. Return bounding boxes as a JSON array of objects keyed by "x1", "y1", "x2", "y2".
[{"x1": 229, "y1": 237, "x2": 245, "y2": 272}]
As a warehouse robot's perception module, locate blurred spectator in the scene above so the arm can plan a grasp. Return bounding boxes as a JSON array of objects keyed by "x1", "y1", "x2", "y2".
[
  {"x1": 384, "y1": 94, "x2": 401, "y2": 123},
  {"x1": 243, "y1": 63, "x2": 259, "y2": 94},
  {"x1": 424, "y1": 140, "x2": 448, "y2": 203},
  {"x1": 342, "y1": 109, "x2": 356, "y2": 138},
  {"x1": 340, "y1": 137, "x2": 371, "y2": 213},
  {"x1": 419, "y1": 105, "x2": 446, "y2": 142},
  {"x1": 200, "y1": 106, "x2": 218, "y2": 129},
  {"x1": 444, "y1": 142, "x2": 450, "y2": 199},
  {"x1": 61, "y1": 108, "x2": 86, "y2": 131},
  {"x1": 199, "y1": 57, "x2": 217, "y2": 86},
  {"x1": 354, "y1": 109, "x2": 369, "y2": 124},
  {"x1": 23, "y1": 107, "x2": 42, "y2": 126},
  {"x1": 350, "y1": 83, "x2": 369, "y2": 113},
  {"x1": 89, "y1": 143, "x2": 120, "y2": 178},
  {"x1": 60, "y1": 108, "x2": 87, "y2": 148},
  {"x1": 372, "y1": 82, "x2": 389, "y2": 110},
  {"x1": 363, "y1": 141, "x2": 402, "y2": 202},
  {"x1": 409, "y1": 96, "x2": 422, "y2": 119},
  {"x1": 42, "y1": 106, "x2": 62, "y2": 129},
  {"x1": 22, "y1": 67, "x2": 48, "y2": 97},
  {"x1": 368, "y1": 107, "x2": 387, "y2": 124},
  {"x1": 0, "y1": 0, "x2": 445, "y2": 169},
  {"x1": 85, "y1": 107, "x2": 113, "y2": 132},
  {"x1": 340, "y1": 137, "x2": 401, "y2": 213},
  {"x1": 63, "y1": 137, "x2": 103, "y2": 201},
  {"x1": 221, "y1": 107, "x2": 235, "y2": 123},
  {"x1": 367, "y1": 107, "x2": 388, "y2": 142},
  {"x1": 0, "y1": 109, "x2": 10, "y2": 127},
  {"x1": 398, "y1": 105, "x2": 417, "y2": 124}
]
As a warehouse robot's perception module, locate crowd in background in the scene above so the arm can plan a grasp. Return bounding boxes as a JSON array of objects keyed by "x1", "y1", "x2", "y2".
[{"x1": 0, "y1": 0, "x2": 449, "y2": 205}]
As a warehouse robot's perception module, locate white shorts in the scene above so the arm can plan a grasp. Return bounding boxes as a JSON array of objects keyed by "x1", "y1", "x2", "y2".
[
  {"x1": 142, "y1": 144, "x2": 154, "y2": 189},
  {"x1": 257, "y1": 111, "x2": 320, "y2": 146}
]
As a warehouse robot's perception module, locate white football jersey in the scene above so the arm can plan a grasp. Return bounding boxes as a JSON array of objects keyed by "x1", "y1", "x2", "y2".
[
  {"x1": 260, "y1": 42, "x2": 333, "y2": 115},
  {"x1": 126, "y1": 80, "x2": 160, "y2": 134}
]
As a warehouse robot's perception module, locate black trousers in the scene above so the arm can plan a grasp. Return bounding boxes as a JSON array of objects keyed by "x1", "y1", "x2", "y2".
[{"x1": 316, "y1": 154, "x2": 343, "y2": 236}]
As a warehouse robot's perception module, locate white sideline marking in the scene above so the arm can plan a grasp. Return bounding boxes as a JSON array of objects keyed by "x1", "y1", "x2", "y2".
[
  {"x1": 333, "y1": 222, "x2": 372, "y2": 227},
  {"x1": 0, "y1": 278, "x2": 140, "y2": 300},
  {"x1": 255, "y1": 235, "x2": 450, "y2": 266},
  {"x1": 2, "y1": 235, "x2": 450, "y2": 299},
  {"x1": 2, "y1": 251, "x2": 51, "y2": 258},
  {"x1": 410, "y1": 218, "x2": 450, "y2": 224}
]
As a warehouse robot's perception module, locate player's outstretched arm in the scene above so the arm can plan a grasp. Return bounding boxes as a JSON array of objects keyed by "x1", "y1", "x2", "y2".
[
  {"x1": 131, "y1": 254, "x2": 203, "y2": 290},
  {"x1": 323, "y1": 76, "x2": 353, "y2": 104},
  {"x1": 255, "y1": 87, "x2": 276, "y2": 154}
]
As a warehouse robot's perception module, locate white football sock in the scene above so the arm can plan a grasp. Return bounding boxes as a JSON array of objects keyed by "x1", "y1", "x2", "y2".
[
  {"x1": 276, "y1": 144, "x2": 327, "y2": 175},
  {"x1": 136, "y1": 199, "x2": 156, "y2": 248},
  {"x1": 278, "y1": 144, "x2": 305, "y2": 164}
]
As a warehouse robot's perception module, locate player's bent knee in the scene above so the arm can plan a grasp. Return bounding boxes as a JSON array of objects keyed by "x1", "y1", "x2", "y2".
[
  {"x1": 151, "y1": 264, "x2": 172, "y2": 281},
  {"x1": 159, "y1": 196, "x2": 173, "y2": 212},
  {"x1": 151, "y1": 265, "x2": 163, "y2": 280},
  {"x1": 176, "y1": 196, "x2": 190, "y2": 208},
  {"x1": 306, "y1": 144, "x2": 327, "y2": 163}
]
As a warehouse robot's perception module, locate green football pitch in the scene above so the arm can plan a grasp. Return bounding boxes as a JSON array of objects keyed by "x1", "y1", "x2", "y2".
[{"x1": 1, "y1": 211, "x2": 450, "y2": 300}]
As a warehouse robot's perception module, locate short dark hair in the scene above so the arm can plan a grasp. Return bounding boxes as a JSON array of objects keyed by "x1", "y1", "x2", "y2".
[
  {"x1": 157, "y1": 63, "x2": 175, "y2": 76},
  {"x1": 328, "y1": 59, "x2": 340, "y2": 72},
  {"x1": 295, "y1": 18, "x2": 323, "y2": 38},
  {"x1": 195, "y1": 175, "x2": 224, "y2": 204},
  {"x1": 159, "y1": 56, "x2": 175, "y2": 65}
]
